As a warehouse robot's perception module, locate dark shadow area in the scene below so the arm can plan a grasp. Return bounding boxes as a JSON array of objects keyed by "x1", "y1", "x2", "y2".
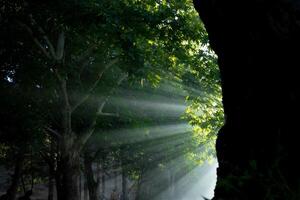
[{"x1": 194, "y1": 0, "x2": 300, "y2": 199}]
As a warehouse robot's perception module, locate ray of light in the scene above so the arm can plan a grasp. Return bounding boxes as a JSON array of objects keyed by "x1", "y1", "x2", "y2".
[
  {"x1": 91, "y1": 123, "x2": 193, "y2": 147},
  {"x1": 109, "y1": 96, "x2": 187, "y2": 117},
  {"x1": 153, "y1": 160, "x2": 218, "y2": 200}
]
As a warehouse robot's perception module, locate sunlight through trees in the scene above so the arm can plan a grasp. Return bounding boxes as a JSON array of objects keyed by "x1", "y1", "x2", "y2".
[{"x1": 0, "y1": 0, "x2": 223, "y2": 199}]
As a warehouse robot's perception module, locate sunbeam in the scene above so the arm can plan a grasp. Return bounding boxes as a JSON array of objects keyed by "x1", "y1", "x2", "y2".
[
  {"x1": 90, "y1": 123, "x2": 192, "y2": 147},
  {"x1": 0, "y1": 1, "x2": 224, "y2": 199},
  {"x1": 110, "y1": 96, "x2": 187, "y2": 117},
  {"x1": 154, "y1": 160, "x2": 218, "y2": 200}
]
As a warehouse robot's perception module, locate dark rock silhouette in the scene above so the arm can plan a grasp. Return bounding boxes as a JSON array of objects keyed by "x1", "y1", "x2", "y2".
[{"x1": 194, "y1": 0, "x2": 300, "y2": 199}]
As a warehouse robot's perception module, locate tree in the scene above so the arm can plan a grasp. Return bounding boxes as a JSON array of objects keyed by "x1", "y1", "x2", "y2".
[{"x1": 1, "y1": 0, "x2": 223, "y2": 199}]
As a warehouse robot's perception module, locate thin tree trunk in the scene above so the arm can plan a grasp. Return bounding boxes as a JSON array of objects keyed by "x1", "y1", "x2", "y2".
[
  {"x1": 135, "y1": 171, "x2": 144, "y2": 200},
  {"x1": 48, "y1": 175, "x2": 55, "y2": 200},
  {"x1": 55, "y1": 172, "x2": 63, "y2": 200},
  {"x1": 79, "y1": 173, "x2": 82, "y2": 200},
  {"x1": 96, "y1": 163, "x2": 101, "y2": 198},
  {"x1": 83, "y1": 155, "x2": 99, "y2": 200},
  {"x1": 8, "y1": 152, "x2": 24, "y2": 200},
  {"x1": 48, "y1": 139, "x2": 56, "y2": 200},
  {"x1": 101, "y1": 171, "x2": 105, "y2": 199},
  {"x1": 168, "y1": 169, "x2": 175, "y2": 200},
  {"x1": 121, "y1": 166, "x2": 128, "y2": 200},
  {"x1": 114, "y1": 170, "x2": 118, "y2": 191},
  {"x1": 84, "y1": 178, "x2": 89, "y2": 200}
]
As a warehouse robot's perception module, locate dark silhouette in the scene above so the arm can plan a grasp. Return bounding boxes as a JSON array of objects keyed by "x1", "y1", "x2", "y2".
[
  {"x1": 0, "y1": 194, "x2": 9, "y2": 200},
  {"x1": 194, "y1": 0, "x2": 300, "y2": 199},
  {"x1": 0, "y1": 188, "x2": 12, "y2": 200},
  {"x1": 17, "y1": 190, "x2": 32, "y2": 200}
]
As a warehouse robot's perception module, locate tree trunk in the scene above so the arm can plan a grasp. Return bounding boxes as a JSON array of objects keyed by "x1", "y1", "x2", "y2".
[
  {"x1": 79, "y1": 173, "x2": 82, "y2": 200},
  {"x1": 60, "y1": 149, "x2": 80, "y2": 200},
  {"x1": 58, "y1": 135, "x2": 80, "y2": 200},
  {"x1": 83, "y1": 156, "x2": 99, "y2": 200},
  {"x1": 48, "y1": 174, "x2": 55, "y2": 200},
  {"x1": 48, "y1": 140, "x2": 55, "y2": 200},
  {"x1": 8, "y1": 152, "x2": 24, "y2": 200},
  {"x1": 58, "y1": 78, "x2": 80, "y2": 200},
  {"x1": 168, "y1": 169, "x2": 175, "y2": 200},
  {"x1": 121, "y1": 167, "x2": 128, "y2": 200},
  {"x1": 101, "y1": 171, "x2": 105, "y2": 200},
  {"x1": 55, "y1": 173, "x2": 62, "y2": 200},
  {"x1": 84, "y1": 178, "x2": 89, "y2": 200},
  {"x1": 114, "y1": 170, "x2": 118, "y2": 191},
  {"x1": 135, "y1": 170, "x2": 145, "y2": 200}
]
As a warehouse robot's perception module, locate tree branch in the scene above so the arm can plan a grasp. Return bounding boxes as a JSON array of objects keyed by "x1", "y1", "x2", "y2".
[
  {"x1": 75, "y1": 44, "x2": 99, "y2": 65},
  {"x1": 71, "y1": 58, "x2": 119, "y2": 112},
  {"x1": 18, "y1": 15, "x2": 65, "y2": 62},
  {"x1": 17, "y1": 21, "x2": 52, "y2": 59},
  {"x1": 76, "y1": 44, "x2": 99, "y2": 83},
  {"x1": 61, "y1": 79, "x2": 72, "y2": 136},
  {"x1": 56, "y1": 32, "x2": 65, "y2": 60},
  {"x1": 45, "y1": 126, "x2": 62, "y2": 138},
  {"x1": 98, "y1": 112, "x2": 119, "y2": 117},
  {"x1": 28, "y1": 14, "x2": 58, "y2": 60},
  {"x1": 75, "y1": 73, "x2": 128, "y2": 152}
]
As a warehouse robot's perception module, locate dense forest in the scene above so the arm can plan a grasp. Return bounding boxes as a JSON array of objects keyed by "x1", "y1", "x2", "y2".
[{"x1": 0, "y1": 1, "x2": 224, "y2": 200}]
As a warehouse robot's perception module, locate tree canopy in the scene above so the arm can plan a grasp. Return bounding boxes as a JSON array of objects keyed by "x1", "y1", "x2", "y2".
[{"x1": 0, "y1": 0, "x2": 223, "y2": 199}]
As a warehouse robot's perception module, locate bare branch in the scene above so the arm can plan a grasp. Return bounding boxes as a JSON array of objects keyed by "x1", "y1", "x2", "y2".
[
  {"x1": 17, "y1": 21, "x2": 51, "y2": 59},
  {"x1": 96, "y1": 72, "x2": 128, "y2": 114},
  {"x1": 75, "y1": 72, "x2": 128, "y2": 152},
  {"x1": 45, "y1": 127, "x2": 62, "y2": 138},
  {"x1": 76, "y1": 123, "x2": 96, "y2": 152},
  {"x1": 72, "y1": 58, "x2": 119, "y2": 112},
  {"x1": 18, "y1": 15, "x2": 65, "y2": 62},
  {"x1": 75, "y1": 44, "x2": 99, "y2": 64},
  {"x1": 98, "y1": 112, "x2": 119, "y2": 117},
  {"x1": 76, "y1": 44, "x2": 99, "y2": 81},
  {"x1": 56, "y1": 32, "x2": 65, "y2": 60},
  {"x1": 54, "y1": 69, "x2": 63, "y2": 82},
  {"x1": 61, "y1": 79, "x2": 71, "y2": 108},
  {"x1": 28, "y1": 14, "x2": 57, "y2": 59}
]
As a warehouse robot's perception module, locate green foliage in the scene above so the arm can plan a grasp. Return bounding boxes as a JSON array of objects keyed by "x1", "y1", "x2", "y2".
[{"x1": 0, "y1": 0, "x2": 223, "y2": 198}]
